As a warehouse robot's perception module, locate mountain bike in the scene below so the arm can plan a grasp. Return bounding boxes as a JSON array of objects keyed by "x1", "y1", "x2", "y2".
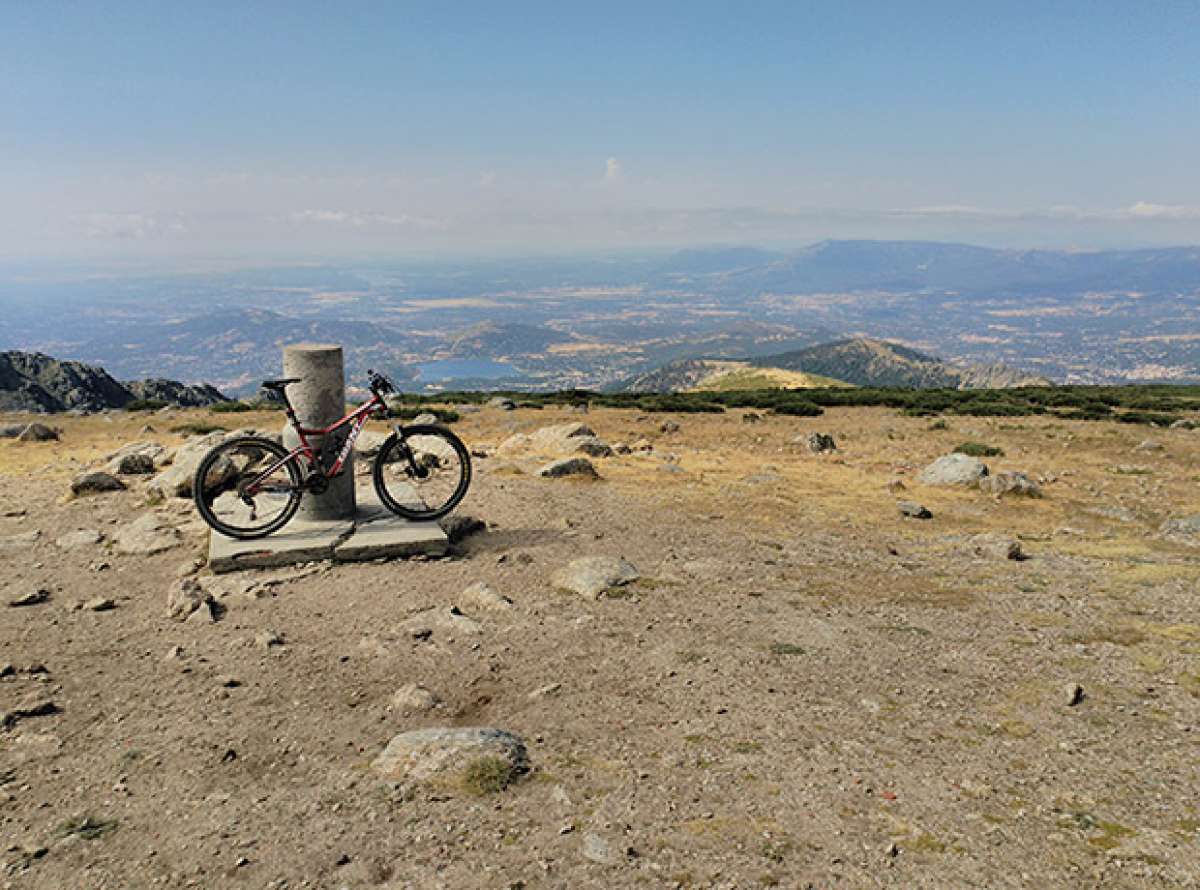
[{"x1": 192, "y1": 370, "x2": 471, "y2": 540}]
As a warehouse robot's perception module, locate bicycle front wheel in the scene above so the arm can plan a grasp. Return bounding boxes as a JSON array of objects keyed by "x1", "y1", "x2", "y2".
[
  {"x1": 372, "y1": 425, "x2": 471, "y2": 520},
  {"x1": 193, "y1": 436, "x2": 303, "y2": 539}
]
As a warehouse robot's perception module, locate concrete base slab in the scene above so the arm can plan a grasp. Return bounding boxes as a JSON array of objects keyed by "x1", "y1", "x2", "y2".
[{"x1": 208, "y1": 484, "x2": 447, "y2": 573}]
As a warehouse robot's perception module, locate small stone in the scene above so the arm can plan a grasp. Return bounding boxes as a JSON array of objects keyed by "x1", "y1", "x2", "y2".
[
  {"x1": 166, "y1": 577, "x2": 216, "y2": 621},
  {"x1": 391, "y1": 682, "x2": 440, "y2": 715},
  {"x1": 438, "y1": 514, "x2": 487, "y2": 545},
  {"x1": 885, "y1": 842, "x2": 899, "y2": 858},
  {"x1": 1067, "y1": 684, "x2": 1085, "y2": 707},
  {"x1": 803, "y1": 432, "x2": 837, "y2": 454},
  {"x1": 254, "y1": 629, "x2": 284, "y2": 651},
  {"x1": 538, "y1": 457, "x2": 599, "y2": 479},
  {"x1": 527, "y1": 682, "x2": 562, "y2": 700},
  {"x1": 659, "y1": 420, "x2": 680, "y2": 434},
  {"x1": 459, "y1": 581, "x2": 513, "y2": 612},
  {"x1": 8, "y1": 588, "x2": 50, "y2": 607},
  {"x1": 371, "y1": 726, "x2": 528, "y2": 787},
  {"x1": 582, "y1": 832, "x2": 614, "y2": 865},
  {"x1": 16, "y1": 422, "x2": 59, "y2": 442},
  {"x1": 219, "y1": 676, "x2": 242, "y2": 688},
  {"x1": 85, "y1": 597, "x2": 116, "y2": 612},
  {"x1": 897, "y1": 501, "x2": 932, "y2": 520}
]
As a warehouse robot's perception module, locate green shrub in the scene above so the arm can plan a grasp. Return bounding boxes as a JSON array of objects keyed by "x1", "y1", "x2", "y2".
[
  {"x1": 209, "y1": 400, "x2": 254, "y2": 413},
  {"x1": 954, "y1": 441, "x2": 1004, "y2": 457},
  {"x1": 124, "y1": 399, "x2": 168, "y2": 412},
  {"x1": 389, "y1": 407, "x2": 460, "y2": 424}
]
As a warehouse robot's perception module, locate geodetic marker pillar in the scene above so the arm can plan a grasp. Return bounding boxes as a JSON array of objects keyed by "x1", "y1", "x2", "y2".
[{"x1": 281, "y1": 343, "x2": 356, "y2": 521}]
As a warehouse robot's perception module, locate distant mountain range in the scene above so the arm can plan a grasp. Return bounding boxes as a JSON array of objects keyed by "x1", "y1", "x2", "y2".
[
  {"x1": 657, "y1": 240, "x2": 1200, "y2": 296},
  {"x1": 618, "y1": 338, "x2": 1051, "y2": 392},
  {"x1": 0, "y1": 351, "x2": 227, "y2": 413}
]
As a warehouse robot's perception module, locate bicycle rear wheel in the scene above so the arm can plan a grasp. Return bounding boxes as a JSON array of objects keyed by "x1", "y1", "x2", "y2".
[
  {"x1": 193, "y1": 436, "x2": 303, "y2": 539},
  {"x1": 372, "y1": 425, "x2": 471, "y2": 520}
]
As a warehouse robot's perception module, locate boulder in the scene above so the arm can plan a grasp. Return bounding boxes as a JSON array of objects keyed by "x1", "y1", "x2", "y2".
[
  {"x1": 106, "y1": 441, "x2": 169, "y2": 469},
  {"x1": 968, "y1": 534, "x2": 1026, "y2": 561},
  {"x1": 660, "y1": 420, "x2": 681, "y2": 434},
  {"x1": 978, "y1": 471, "x2": 1042, "y2": 498},
  {"x1": 147, "y1": 431, "x2": 231, "y2": 498},
  {"x1": 552, "y1": 555, "x2": 640, "y2": 598},
  {"x1": 114, "y1": 513, "x2": 183, "y2": 555},
  {"x1": 412, "y1": 412, "x2": 439, "y2": 425},
  {"x1": 70, "y1": 471, "x2": 126, "y2": 496},
  {"x1": 918, "y1": 453, "x2": 989, "y2": 486},
  {"x1": 538, "y1": 457, "x2": 599, "y2": 479},
  {"x1": 371, "y1": 726, "x2": 528, "y2": 788},
  {"x1": 487, "y1": 397, "x2": 517, "y2": 411},
  {"x1": 16, "y1": 423, "x2": 59, "y2": 442},
  {"x1": 355, "y1": 431, "x2": 389, "y2": 458}
]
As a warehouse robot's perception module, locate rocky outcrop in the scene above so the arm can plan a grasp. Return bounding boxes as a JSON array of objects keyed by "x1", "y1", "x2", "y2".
[{"x1": 0, "y1": 351, "x2": 227, "y2": 413}]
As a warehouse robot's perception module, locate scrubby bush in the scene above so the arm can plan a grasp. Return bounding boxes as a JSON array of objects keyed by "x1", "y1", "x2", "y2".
[
  {"x1": 955, "y1": 442, "x2": 1004, "y2": 457},
  {"x1": 209, "y1": 401, "x2": 254, "y2": 413},
  {"x1": 124, "y1": 399, "x2": 168, "y2": 411}
]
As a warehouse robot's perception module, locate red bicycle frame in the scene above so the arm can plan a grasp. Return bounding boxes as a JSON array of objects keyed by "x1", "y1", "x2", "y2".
[{"x1": 243, "y1": 392, "x2": 389, "y2": 495}]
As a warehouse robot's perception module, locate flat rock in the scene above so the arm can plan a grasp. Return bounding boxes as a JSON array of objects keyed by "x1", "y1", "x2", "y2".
[
  {"x1": 0, "y1": 530, "x2": 41, "y2": 552},
  {"x1": 553, "y1": 555, "x2": 640, "y2": 598},
  {"x1": 487, "y1": 397, "x2": 516, "y2": 410},
  {"x1": 968, "y1": 533, "x2": 1026, "y2": 561},
  {"x1": 459, "y1": 581, "x2": 513, "y2": 612},
  {"x1": 919, "y1": 453, "x2": 989, "y2": 486},
  {"x1": 114, "y1": 513, "x2": 183, "y2": 555},
  {"x1": 8, "y1": 588, "x2": 50, "y2": 607},
  {"x1": 147, "y1": 431, "x2": 229, "y2": 498},
  {"x1": 166, "y1": 577, "x2": 216, "y2": 621},
  {"x1": 70, "y1": 471, "x2": 126, "y2": 496},
  {"x1": 538, "y1": 457, "x2": 599, "y2": 479},
  {"x1": 110, "y1": 452, "x2": 156, "y2": 475},
  {"x1": 371, "y1": 726, "x2": 528, "y2": 785},
  {"x1": 84, "y1": 596, "x2": 115, "y2": 612},
  {"x1": 898, "y1": 500, "x2": 932, "y2": 519},
  {"x1": 55, "y1": 529, "x2": 104, "y2": 549}
]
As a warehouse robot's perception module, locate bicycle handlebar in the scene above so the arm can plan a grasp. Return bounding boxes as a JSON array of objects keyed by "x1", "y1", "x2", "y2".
[{"x1": 367, "y1": 368, "x2": 395, "y2": 396}]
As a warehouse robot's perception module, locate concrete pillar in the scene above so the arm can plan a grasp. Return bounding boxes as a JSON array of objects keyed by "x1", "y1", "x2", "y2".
[{"x1": 281, "y1": 343, "x2": 356, "y2": 521}]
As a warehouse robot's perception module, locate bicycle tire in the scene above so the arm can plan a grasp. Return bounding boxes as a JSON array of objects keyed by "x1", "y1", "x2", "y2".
[
  {"x1": 193, "y1": 436, "x2": 303, "y2": 540},
  {"x1": 372, "y1": 425, "x2": 471, "y2": 521}
]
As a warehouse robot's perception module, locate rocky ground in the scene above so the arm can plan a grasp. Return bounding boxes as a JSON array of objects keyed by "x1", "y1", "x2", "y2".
[{"x1": 2, "y1": 404, "x2": 1199, "y2": 889}]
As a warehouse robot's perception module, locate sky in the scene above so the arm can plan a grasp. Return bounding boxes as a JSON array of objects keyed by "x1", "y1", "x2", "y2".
[{"x1": 3, "y1": 0, "x2": 1199, "y2": 261}]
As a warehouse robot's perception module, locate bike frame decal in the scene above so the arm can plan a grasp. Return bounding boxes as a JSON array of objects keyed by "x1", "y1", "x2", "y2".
[{"x1": 242, "y1": 394, "x2": 386, "y2": 496}]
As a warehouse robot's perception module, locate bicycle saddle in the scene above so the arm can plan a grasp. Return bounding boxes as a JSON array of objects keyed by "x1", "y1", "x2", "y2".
[{"x1": 261, "y1": 378, "x2": 302, "y2": 390}]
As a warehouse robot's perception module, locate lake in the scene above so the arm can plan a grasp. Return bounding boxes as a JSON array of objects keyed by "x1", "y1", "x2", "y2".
[{"x1": 415, "y1": 358, "x2": 517, "y2": 382}]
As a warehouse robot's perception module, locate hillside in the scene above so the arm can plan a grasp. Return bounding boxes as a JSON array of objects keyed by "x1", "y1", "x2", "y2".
[
  {"x1": 617, "y1": 358, "x2": 848, "y2": 393},
  {"x1": 0, "y1": 351, "x2": 228, "y2": 413},
  {"x1": 750, "y1": 338, "x2": 1051, "y2": 389}
]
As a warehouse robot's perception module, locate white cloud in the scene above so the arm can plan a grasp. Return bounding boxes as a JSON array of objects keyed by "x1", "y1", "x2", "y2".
[
  {"x1": 604, "y1": 157, "x2": 623, "y2": 183},
  {"x1": 1125, "y1": 201, "x2": 1200, "y2": 220},
  {"x1": 75, "y1": 212, "x2": 186, "y2": 239},
  {"x1": 288, "y1": 209, "x2": 448, "y2": 230}
]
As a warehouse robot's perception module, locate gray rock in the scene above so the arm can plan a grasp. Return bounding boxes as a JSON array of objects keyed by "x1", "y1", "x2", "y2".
[
  {"x1": 968, "y1": 534, "x2": 1026, "y2": 561},
  {"x1": 1134, "y1": 439, "x2": 1164, "y2": 452},
  {"x1": 106, "y1": 441, "x2": 168, "y2": 470},
  {"x1": 8, "y1": 588, "x2": 50, "y2": 607},
  {"x1": 919, "y1": 453, "x2": 989, "y2": 486},
  {"x1": 254, "y1": 629, "x2": 284, "y2": 651},
  {"x1": 978, "y1": 471, "x2": 1042, "y2": 498},
  {"x1": 84, "y1": 596, "x2": 115, "y2": 612},
  {"x1": 1067, "y1": 683, "x2": 1085, "y2": 707},
  {"x1": 55, "y1": 529, "x2": 103, "y2": 549},
  {"x1": 166, "y1": 577, "x2": 216, "y2": 621},
  {"x1": 412, "y1": 412, "x2": 439, "y2": 425},
  {"x1": 487, "y1": 397, "x2": 516, "y2": 411},
  {"x1": 570, "y1": 436, "x2": 614, "y2": 458},
  {"x1": 582, "y1": 832, "x2": 615, "y2": 865},
  {"x1": 438, "y1": 514, "x2": 486, "y2": 545},
  {"x1": 459, "y1": 581, "x2": 513, "y2": 612},
  {"x1": 391, "y1": 683, "x2": 440, "y2": 715},
  {"x1": 110, "y1": 452, "x2": 156, "y2": 475},
  {"x1": 16, "y1": 423, "x2": 59, "y2": 442},
  {"x1": 742, "y1": 412, "x2": 763, "y2": 424},
  {"x1": 539, "y1": 457, "x2": 599, "y2": 479},
  {"x1": 803, "y1": 432, "x2": 837, "y2": 454},
  {"x1": 70, "y1": 471, "x2": 126, "y2": 496},
  {"x1": 898, "y1": 500, "x2": 932, "y2": 519},
  {"x1": 0, "y1": 530, "x2": 41, "y2": 552},
  {"x1": 660, "y1": 420, "x2": 681, "y2": 434},
  {"x1": 147, "y1": 431, "x2": 229, "y2": 498},
  {"x1": 1161, "y1": 514, "x2": 1200, "y2": 544},
  {"x1": 0, "y1": 424, "x2": 26, "y2": 438},
  {"x1": 371, "y1": 726, "x2": 528, "y2": 786},
  {"x1": 553, "y1": 555, "x2": 640, "y2": 598},
  {"x1": 114, "y1": 513, "x2": 182, "y2": 555},
  {"x1": 1169, "y1": 418, "x2": 1196, "y2": 430}
]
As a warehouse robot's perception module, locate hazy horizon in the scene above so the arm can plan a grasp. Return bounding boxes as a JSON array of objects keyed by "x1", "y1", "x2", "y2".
[{"x1": 4, "y1": 3, "x2": 1199, "y2": 261}]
